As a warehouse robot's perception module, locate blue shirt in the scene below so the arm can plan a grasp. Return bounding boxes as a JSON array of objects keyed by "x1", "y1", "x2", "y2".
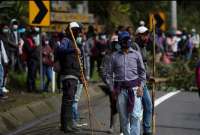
[
  {"x1": 57, "y1": 37, "x2": 75, "y2": 54},
  {"x1": 108, "y1": 47, "x2": 146, "y2": 85}
]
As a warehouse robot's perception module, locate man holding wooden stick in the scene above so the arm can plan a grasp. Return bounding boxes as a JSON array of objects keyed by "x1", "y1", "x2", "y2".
[{"x1": 57, "y1": 22, "x2": 82, "y2": 133}]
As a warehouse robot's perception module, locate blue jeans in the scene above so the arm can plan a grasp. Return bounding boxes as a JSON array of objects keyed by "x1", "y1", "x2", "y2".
[
  {"x1": 142, "y1": 84, "x2": 152, "y2": 133},
  {"x1": 72, "y1": 80, "x2": 83, "y2": 125},
  {"x1": 0, "y1": 64, "x2": 4, "y2": 96},
  {"x1": 117, "y1": 87, "x2": 143, "y2": 135},
  {"x1": 42, "y1": 65, "x2": 52, "y2": 91}
]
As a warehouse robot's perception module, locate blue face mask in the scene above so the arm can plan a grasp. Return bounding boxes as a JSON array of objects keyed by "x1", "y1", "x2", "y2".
[
  {"x1": 18, "y1": 28, "x2": 26, "y2": 33},
  {"x1": 76, "y1": 36, "x2": 82, "y2": 45},
  {"x1": 120, "y1": 39, "x2": 132, "y2": 49},
  {"x1": 115, "y1": 43, "x2": 121, "y2": 50}
]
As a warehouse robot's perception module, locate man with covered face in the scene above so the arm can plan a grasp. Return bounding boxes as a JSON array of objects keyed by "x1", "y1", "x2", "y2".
[
  {"x1": 108, "y1": 31, "x2": 146, "y2": 135},
  {"x1": 7, "y1": 19, "x2": 21, "y2": 71},
  {"x1": 56, "y1": 22, "x2": 82, "y2": 133},
  {"x1": 134, "y1": 26, "x2": 153, "y2": 135}
]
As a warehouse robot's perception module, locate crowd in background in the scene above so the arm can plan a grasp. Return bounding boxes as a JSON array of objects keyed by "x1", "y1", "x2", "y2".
[{"x1": 0, "y1": 18, "x2": 199, "y2": 100}]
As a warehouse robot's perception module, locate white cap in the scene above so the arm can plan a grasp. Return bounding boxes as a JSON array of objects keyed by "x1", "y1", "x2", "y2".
[
  {"x1": 139, "y1": 20, "x2": 145, "y2": 26},
  {"x1": 11, "y1": 18, "x2": 17, "y2": 23},
  {"x1": 136, "y1": 26, "x2": 148, "y2": 34},
  {"x1": 191, "y1": 28, "x2": 196, "y2": 33},
  {"x1": 69, "y1": 22, "x2": 79, "y2": 28}
]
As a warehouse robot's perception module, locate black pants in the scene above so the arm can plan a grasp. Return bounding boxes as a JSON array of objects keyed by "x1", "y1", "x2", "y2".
[
  {"x1": 56, "y1": 73, "x2": 61, "y2": 92},
  {"x1": 90, "y1": 56, "x2": 103, "y2": 78},
  {"x1": 108, "y1": 90, "x2": 118, "y2": 127},
  {"x1": 60, "y1": 79, "x2": 78, "y2": 130},
  {"x1": 108, "y1": 89, "x2": 122, "y2": 132},
  {"x1": 27, "y1": 59, "x2": 38, "y2": 92}
]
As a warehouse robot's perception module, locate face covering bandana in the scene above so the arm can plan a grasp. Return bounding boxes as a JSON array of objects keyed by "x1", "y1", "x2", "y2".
[{"x1": 120, "y1": 39, "x2": 131, "y2": 49}]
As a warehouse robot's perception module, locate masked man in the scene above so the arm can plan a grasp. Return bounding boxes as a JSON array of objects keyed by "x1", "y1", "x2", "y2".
[
  {"x1": 108, "y1": 31, "x2": 146, "y2": 135},
  {"x1": 57, "y1": 22, "x2": 82, "y2": 133}
]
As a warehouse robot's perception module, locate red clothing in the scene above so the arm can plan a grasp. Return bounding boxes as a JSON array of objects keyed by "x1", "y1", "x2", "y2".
[{"x1": 42, "y1": 44, "x2": 53, "y2": 66}]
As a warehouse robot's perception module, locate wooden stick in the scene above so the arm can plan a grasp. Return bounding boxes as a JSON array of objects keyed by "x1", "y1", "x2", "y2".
[
  {"x1": 152, "y1": 16, "x2": 156, "y2": 135},
  {"x1": 69, "y1": 27, "x2": 94, "y2": 135}
]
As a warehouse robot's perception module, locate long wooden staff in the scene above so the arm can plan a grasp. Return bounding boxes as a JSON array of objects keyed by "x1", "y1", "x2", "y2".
[
  {"x1": 152, "y1": 16, "x2": 156, "y2": 135},
  {"x1": 69, "y1": 27, "x2": 94, "y2": 134}
]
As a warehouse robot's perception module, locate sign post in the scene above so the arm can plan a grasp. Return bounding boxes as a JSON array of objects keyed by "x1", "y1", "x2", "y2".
[{"x1": 29, "y1": 0, "x2": 52, "y2": 92}]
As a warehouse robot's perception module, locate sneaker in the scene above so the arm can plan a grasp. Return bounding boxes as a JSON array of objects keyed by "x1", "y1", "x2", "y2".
[
  {"x1": 120, "y1": 133, "x2": 124, "y2": 135},
  {"x1": 3, "y1": 87, "x2": 9, "y2": 93},
  {"x1": 71, "y1": 124, "x2": 81, "y2": 132}
]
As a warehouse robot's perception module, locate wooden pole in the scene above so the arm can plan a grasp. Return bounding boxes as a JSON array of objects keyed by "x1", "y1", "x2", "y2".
[
  {"x1": 152, "y1": 16, "x2": 156, "y2": 135},
  {"x1": 69, "y1": 27, "x2": 93, "y2": 135}
]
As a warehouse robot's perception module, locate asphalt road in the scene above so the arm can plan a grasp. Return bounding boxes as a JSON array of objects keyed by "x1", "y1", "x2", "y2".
[{"x1": 8, "y1": 89, "x2": 200, "y2": 135}]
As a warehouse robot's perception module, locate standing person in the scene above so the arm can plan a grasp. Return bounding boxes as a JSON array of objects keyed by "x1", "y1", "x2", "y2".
[
  {"x1": 191, "y1": 28, "x2": 200, "y2": 49},
  {"x1": 155, "y1": 29, "x2": 165, "y2": 63},
  {"x1": 53, "y1": 32, "x2": 65, "y2": 92},
  {"x1": 101, "y1": 35, "x2": 123, "y2": 134},
  {"x1": 7, "y1": 19, "x2": 22, "y2": 71},
  {"x1": 126, "y1": 26, "x2": 134, "y2": 41},
  {"x1": 108, "y1": 31, "x2": 145, "y2": 135},
  {"x1": 96, "y1": 33, "x2": 109, "y2": 77},
  {"x1": 22, "y1": 28, "x2": 39, "y2": 92},
  {"x1": 135, "y1": 26, "x2": 153, "y2": 135},
  {"x1": 1, "y1": 25, "x2": 11, "y2": 93},
  {"x1": 86, "y1": 25, "x2": 97, "y2": 80},
  {"x1": 191, "y1": 28, "x2": 200, "y2": 59},
  {"x1": 0, "y1": 37, "x2": 9, "y2": 100},
  {"x1": 42, "y1": 37, "x2": 53, "y2": 92},
  {"x1": 72, "y1": 25, "x2": 85, "y2": 128},
  {"x1": 57, "y1": 22, "x2": 82, "y2": 133}
]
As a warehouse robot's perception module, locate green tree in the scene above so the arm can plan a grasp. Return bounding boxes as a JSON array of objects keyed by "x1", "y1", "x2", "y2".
[{"x1": 0, "y1": 1, "x2": 28, "y2": 24}]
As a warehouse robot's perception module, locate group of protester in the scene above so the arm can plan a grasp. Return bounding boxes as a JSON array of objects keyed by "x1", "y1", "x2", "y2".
[
  {"x1": 0, "y1": 19, "x2": 54, "y2": 99},
  {"x1": 55, "y1": 20, "x2": 153, "y2": 135},
  {"x1": 56, "y1": 20, "x2": 200, "y2": 135},
  {"x1": 0, "y1": 18, "x2": 200, "y2": 135}
]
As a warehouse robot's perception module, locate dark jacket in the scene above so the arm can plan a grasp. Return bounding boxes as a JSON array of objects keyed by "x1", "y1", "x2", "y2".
[
  {"x1": 7, "y1": 30, "x2": 20, "y2": 52},
  {"x1": 57, "y1": 37, "x2": 80, "y2": 78}
]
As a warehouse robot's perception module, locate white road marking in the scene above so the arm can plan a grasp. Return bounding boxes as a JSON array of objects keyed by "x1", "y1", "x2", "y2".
[{"x1": 155, "y1": 90, "x2": 181, "y2": 107}]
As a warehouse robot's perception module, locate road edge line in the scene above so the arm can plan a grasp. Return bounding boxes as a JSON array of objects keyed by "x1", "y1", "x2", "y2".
[{"x1": 155, "y1": 90, "x2": 181, "y2": 107}]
